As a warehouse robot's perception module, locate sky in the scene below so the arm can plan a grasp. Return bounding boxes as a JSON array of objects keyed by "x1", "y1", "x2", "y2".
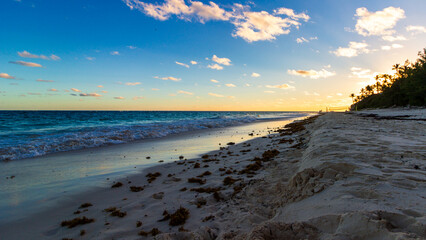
[{"x1": 1, "y1": 0, "x2": 425, "y2": 111}]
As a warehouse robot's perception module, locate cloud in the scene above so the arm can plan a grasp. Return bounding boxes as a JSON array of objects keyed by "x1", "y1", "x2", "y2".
[
  {"x1": 127, "y1": 46, "x2": 137, "y2": 49},
  {"x1": 225, "y1": 83, "x2": 236, "y2": 87},
  {"x1": 178, "y1": 90, "x2": 193, "y2": 95},
  {"x1": 48, "y1": 88, "x2": 58, "y2": 92},
  {"x1": 155, "y1": 76, "x2": 181, "y2": 81},
  {"x1": 264, "y1": 90, "x2": 275, "y2": 93},
  {"x1": 36, "y1": 79, "x2": 54, "y2": 82},
  {"x1": 114, "y1": 96, "x2": 125, "y2": 99},
  {"x1": 251, "y1": 72, "x2": 260, "y2": 77},
  {"x1": 288, "y1": 68, "x2": 336, "y2": 79},
  {"x1": 101, "y1": 90, "x2": 108, "y2": 93},
  {"x1": 125, "y1": 1, "x2": 309, "y2": 42},
  {"x1": 406, "y1": 25, "x2": 426, "y2": 34},
  {"x1": 175, "y1": 61, "x2": 189, "y2": 68},
  {"x1": 210, "y1": 79, "x2": 219, "y2": 83},
  {"x1": 27, "y1": 92, "x2": 42, "y2": 95},
  {"x1": 133, "y1": 96, "x2": 144, "y2": 100},
  {"x1": 80, "y1": 93, "x2": 102, "y2": 97},
  {"x1": 208, "y1": 92, "x2": 224, "y2": 97},
  {"x1": 207, "y1": 64, "x2": 223, "y2": 70},
  {"x1": 18, "y1": 51, "x2": 60, "y2": 60},
  {"x1": 97, "y1": 85, "x2": 103, "y2": 88},
  {"x1": 124, "y1": 0, "x2": 228, "y2": 22},
  {"x1": 9, "y1": 61, "x2": 43, "y2": 67},
  {"x1": 382, "y1": 35, "x2": 406, "y2": 42},
  {"x1": 151, "y1": 88, "x2": 160, "y2": 91},
  {"x1": 212, "y1": 55, "x2": 231, "y2": 66},
  {"x1": 355, "y1": 6, "x2": 405, "y2": 37},
  {"x1": 0, "y1": 73, "x2": 15, "y2": 79},
  {"x1": 265, "y1": 84, "x2": 294, "y2": 89},
  {"x1": 110, "y1": 51, "x2": 120, "y2": 55},
  {"x1": 71, "y1": 88, "x2": 81, "y2": 92},
  {"x1": 125, "y1": 82, "x2": 141, "y2": 86},
  {"x1": 86, "y1": 57, "x2": 95, "y2": 61},
  {"x1": 190, "y1": 61, "x2": 198, "y2": 65},
  {"x1": 332, "y1": 41, "x2": 369, "y2": 57},
  {"x1": 381, "y1": 44, "x2": 404, "y2": 50},
  {"x1": 296, "y1": 37, "x2": 309, "y2": 43}
]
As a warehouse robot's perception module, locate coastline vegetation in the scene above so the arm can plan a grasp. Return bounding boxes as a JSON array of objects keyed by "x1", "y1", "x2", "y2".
[{"x1": 350, "y1": 48, "x2": 426, "y2": 110}]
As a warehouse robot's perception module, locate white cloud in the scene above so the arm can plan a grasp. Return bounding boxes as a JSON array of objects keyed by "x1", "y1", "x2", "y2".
[
  {"x1": 80, "y1": 93, "x2": 102, "y2": 97},
  {"x1": 264, "y1": 90, "x2": 275, "y2": 93},
  {"x1": 288, "y1": 68, "x2": 336, "y2": 79},
  {"x1": 265, "y1": 84, "x2": 294, "y2": 89},
  {"x1": 9, "y1": 61, "x2": 43, "y2": 67},
  {"x1": 18, "y1": 51, "x2": 60, "y2": 60},
  {"x1": 190, "y1": 60, "x2": 198, "y2": 65},
  {"x1": 392, "y1": 43, "x2": 403, "y2": 49},
  {"x1": 178, "y1": 90, "x2": 193, "y2": 95},
  {"x1": 406, "y1": 25, "x2": 426, "y2": 34},
  {"x1": 86, "y1": 57, "x2": 95, "y2": 61},
  {"x1": 296, "y1": 37, "x2": 308, "y2": 43},
  {"x1": 336, "y1": 93, "x2": 343, "y2": 96},
  {"x1": 208, "y1": 92, "x2": 224, "y2": 97},
  {"x1": 251, "y1": 72, "x2": 260, "y2": 77},
  {"x1": 382, "y1": 35, "x2": 406, "y2": 42},
  {"x1": 332, "y1": 41, "x2": 369, "y2": 57},
  {"x1": 114, "y1": 96, "x2": 125, "y2": 99},
  {"x1": 110, "y1": 51, "x2": 120, "y2": 55},
  {"x1": 0, "y1": 73, "x2": 15, "y2": 79},
  {"x1": 212, "y1": 55, "x2": 231, "y2": 66},
  {"x1": 225, "y1": 83, "x2": 236, "y2": 87},
  {"x1": 127, "y1": 46, "x2": 137, "y2": 49},
  {"x1": 151, "y1": 88, "x2": 160, "y2": 91},
  {"x1": 71, "y1": 88, "x2": 81, "y2": 92},
  {"x1": 125, "y1": 1, "x2": 309, "y2": 42},
  {"x1": 36, "y1": 79, "x2": 54, "y2": 82},
  {"x1": 273, "y1": 7, "x2": 310, "y2": 21},
  {"x1": 154, "y1": 76, "x2": 181, "y2": 81},
  {"x1": 133, "y1": 96, "x2": 144, "y2": 100},
  {"x1": 176, "y1": 61, "x2": 189, "y2": 68},
  {"x1": 210, "y1": 79, "x2": 219, "y2": 83},
  {"x1": 354, "y1": 6, "x2": 405, "y2": 36},
  {"x1": 381, "y1": 45, "x2": 391, "y2": 51},
  {"x1": 125, "y1": 82, "x2": 141, "y2": 86},
  {"x1": 48, "y1": 88, "x2": 58, "y2": 92},
  {"x1": 207, "y1": 64, "x2": 223, "y2": 70}
]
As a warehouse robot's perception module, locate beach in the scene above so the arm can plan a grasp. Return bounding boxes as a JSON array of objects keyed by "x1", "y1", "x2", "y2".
[{"x1": 1, "y1": 108, "x2": 425, "y2": 239}]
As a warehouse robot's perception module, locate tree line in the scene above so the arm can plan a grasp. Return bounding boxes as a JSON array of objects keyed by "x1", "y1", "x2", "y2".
[{"x1": 350, "y1": 48, "x2": 426, "y2": 110}]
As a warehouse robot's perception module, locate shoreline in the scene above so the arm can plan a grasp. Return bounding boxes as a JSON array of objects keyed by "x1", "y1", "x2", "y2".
[
  {"x1": 1, "y1": 109, "x2": 425, "y2": 239},
  {"x1": 0, "y1": 115, "x2": 310, "y2": 225}
]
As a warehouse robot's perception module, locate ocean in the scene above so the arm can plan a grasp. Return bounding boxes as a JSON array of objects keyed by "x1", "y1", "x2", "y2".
[{"x1": 0, "y1": 111, "x2": 308, "y2": 161}]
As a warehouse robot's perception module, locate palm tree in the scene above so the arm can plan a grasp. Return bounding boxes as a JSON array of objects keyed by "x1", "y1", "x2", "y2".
[{"x1": 350, "y1": 93, "x2": 355, "y2": 103}]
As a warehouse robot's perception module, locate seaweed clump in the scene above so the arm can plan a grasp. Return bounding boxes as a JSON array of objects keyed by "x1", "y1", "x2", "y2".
[
  {"x1": 146, "y1": 172, "x2": 161, "y2": 183},
  {"x1": 188, "y1": 177, "x2": 206, "y2": 185},
  {"x1": 138, "y1": 228, "x2": 161, "y2": 236},
  {"x1": 262, "y1": 149, "x2": 280, "y2": 160},
  {"x1": 61, "y1": 216, "x2": 95, "y2": 228},
  {"x1": 111, "y1": 182, "x2": 123, "y2": 188},
  {"x1": 223, "y1": 176, "x2": 239, "y2": 186},
  {"x1": 104, "y1": 207, "x2": 127, "y2": 218},
  {"x1": 130, "y1": 186, "x2": 144, "y2": 192},
  {"x1": 169, "y1": 207, "x2": 190, "y2": 226},
  {"x1": 79, "y1": 203, "x2": 93, "y2": 209}
]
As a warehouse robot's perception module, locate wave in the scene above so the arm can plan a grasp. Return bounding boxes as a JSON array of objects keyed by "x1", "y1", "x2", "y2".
[{"x1": 1, "y1": 115, "x2": 266, "y2": 161}]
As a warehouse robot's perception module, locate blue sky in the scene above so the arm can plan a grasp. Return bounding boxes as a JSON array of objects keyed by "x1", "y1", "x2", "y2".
[{"x1": 1, "y1": 0, "x2": 425, "y2": 110}]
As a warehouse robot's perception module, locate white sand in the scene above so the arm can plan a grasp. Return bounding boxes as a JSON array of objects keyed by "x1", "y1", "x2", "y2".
[{"x1": 1, "y1": 108, "x2": 425, "y2": 239}]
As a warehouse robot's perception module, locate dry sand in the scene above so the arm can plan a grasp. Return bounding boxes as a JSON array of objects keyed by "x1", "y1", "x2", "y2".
[{"x1": 1, "y1": 108, "x2": 425, "y2": 239}]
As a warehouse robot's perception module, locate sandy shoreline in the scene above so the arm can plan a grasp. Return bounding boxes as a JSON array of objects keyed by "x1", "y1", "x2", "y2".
[{"x1": 1, "y1": 109, "x2": 425, "y2": 239}]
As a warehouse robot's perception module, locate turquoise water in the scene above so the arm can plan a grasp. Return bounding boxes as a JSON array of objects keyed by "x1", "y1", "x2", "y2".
[{"x1": 0, "y1": 111, "x2": 307, "y2": 161}]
